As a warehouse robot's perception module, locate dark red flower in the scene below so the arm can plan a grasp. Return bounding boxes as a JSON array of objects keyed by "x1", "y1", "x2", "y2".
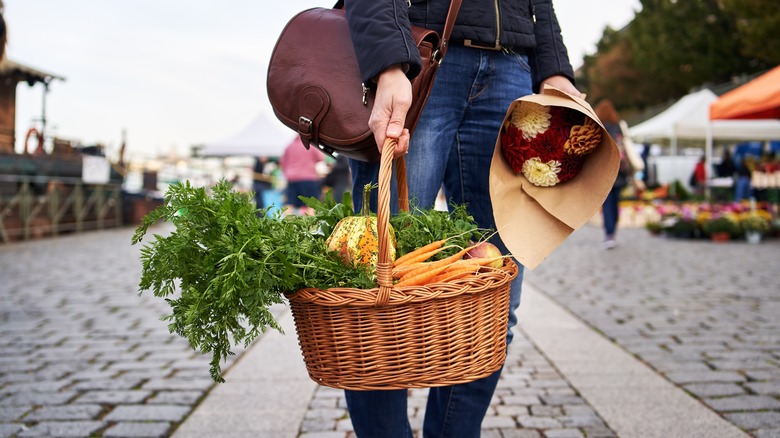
[{"x1": 501, "y1": 126, "x2": 535, "y2": 174}]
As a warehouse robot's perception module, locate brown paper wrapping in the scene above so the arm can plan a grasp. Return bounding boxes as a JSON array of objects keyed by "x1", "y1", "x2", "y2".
[{"x1": 489, "y1": 86, "x2": 621, "y2": 269}]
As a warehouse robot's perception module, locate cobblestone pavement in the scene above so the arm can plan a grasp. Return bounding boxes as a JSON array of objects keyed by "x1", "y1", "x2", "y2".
[
  {"x1": 2, "y1": 223, "x2": 778, "y2": 437},
  {"x1": 524, "y1": 225, "x2": 780, "y2": 438},
  {"x1": 300, "y1": 329, "x2": 616, "y2": 438},
  {"x1": 0, "y1": 227, "x2": 241, "y2": 437}
]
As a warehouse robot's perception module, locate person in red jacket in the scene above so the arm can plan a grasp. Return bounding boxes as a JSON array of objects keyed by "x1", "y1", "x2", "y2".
[{"x1": 692, "y1": 156, "x2": 707, "y2": 196}]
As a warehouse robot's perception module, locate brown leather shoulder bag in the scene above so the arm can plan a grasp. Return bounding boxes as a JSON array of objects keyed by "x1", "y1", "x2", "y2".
[{"x1": 267, "y1": 2, "x2": 461, "y2": 162}]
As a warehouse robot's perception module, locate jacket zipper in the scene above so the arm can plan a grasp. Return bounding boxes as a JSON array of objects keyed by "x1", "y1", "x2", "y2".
[{"x1": 493, "y1": 0, "x2": 501, "y2": 48}]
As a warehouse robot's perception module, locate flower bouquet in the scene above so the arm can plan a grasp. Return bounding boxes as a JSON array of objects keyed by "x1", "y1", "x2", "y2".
[
  {"x1": 501, "y1": 101, "x2": 603, "y2": 187},
  {"x1": 490, "y1": 86, "x2": 620, "y2": 268}
]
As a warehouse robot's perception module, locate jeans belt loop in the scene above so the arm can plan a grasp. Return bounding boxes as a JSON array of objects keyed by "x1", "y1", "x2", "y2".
[{"x1": 463, "y1": 39, "x2": 502, "y2": 51}]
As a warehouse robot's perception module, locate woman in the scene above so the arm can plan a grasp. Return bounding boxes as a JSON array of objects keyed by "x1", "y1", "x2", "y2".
[{"x1": 343, "y1": 1, "x2": 579, "y2": 436}]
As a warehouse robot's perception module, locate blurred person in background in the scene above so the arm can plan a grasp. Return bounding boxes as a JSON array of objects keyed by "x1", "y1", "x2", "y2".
[
  {"x1": 280, "y1": 137, "x2": 324, "y2": 215},
  {"x1": 594, "y1": 99, "x2": 633, "y2": 250}
]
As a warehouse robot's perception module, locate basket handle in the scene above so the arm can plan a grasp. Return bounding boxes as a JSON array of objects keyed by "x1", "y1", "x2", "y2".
[{"x1": 375, "y1": 138, "x2": 409, "y2": 305}]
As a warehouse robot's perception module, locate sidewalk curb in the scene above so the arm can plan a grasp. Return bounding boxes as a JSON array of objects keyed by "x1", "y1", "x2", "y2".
[{"x1": 172, "y1": 308, "x2": 316, "y2": 438}]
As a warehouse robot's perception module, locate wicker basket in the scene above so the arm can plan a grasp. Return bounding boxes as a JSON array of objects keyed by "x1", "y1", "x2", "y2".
[{"x1": 285, "y1": 140, "x2": 518, "y2": 390}]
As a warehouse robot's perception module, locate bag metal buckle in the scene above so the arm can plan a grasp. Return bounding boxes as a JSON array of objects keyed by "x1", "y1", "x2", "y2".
[{"x1": 298, "y1": 116, "x2": 313, "y2": 133}]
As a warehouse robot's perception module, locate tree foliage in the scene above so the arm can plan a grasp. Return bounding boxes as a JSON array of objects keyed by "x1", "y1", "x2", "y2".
[{"x1": 577, "y1": 0, "x2": 778, "y2": 114}]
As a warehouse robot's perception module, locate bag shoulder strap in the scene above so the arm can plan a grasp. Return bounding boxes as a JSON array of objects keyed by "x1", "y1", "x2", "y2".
[{"x1": 438, "y1": 0, "x2": 462, "y2": 59}]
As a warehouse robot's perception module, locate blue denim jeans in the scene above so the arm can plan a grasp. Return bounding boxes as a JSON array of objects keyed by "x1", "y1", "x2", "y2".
[
  {"x1": 346, "y1": 44, "x2": 531, "y2": 438},
  {"x1": 602, "y1": 185, "x2": 621, "y2": 237}
]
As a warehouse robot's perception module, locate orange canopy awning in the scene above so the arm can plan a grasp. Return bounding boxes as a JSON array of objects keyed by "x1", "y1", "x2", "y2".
[{"x1": 710, "y1": 65, "x2": 780, "y2": 120}]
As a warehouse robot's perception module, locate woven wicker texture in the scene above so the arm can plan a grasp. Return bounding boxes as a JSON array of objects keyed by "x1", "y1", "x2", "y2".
[{"x1": 286, "y1": 139, "x2": 518, "y2": 390}]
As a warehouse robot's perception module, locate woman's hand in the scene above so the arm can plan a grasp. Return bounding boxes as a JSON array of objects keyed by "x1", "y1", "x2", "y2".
[
  {"x1": 540, "y1": 75, "x2": 582, "y2": 98},
  {"x1": 371, "y1": 65, "x2": 412, "y2": 158}
]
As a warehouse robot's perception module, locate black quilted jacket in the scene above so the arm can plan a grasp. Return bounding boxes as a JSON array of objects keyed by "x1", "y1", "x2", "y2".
[{"x1": 344, "y1": 0, "x2": 575, "y2": 92}]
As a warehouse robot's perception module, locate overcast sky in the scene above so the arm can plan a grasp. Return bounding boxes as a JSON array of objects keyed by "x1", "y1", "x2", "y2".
[{"x1": 4, "y1": 0, "x2": 640, "y2": 161}]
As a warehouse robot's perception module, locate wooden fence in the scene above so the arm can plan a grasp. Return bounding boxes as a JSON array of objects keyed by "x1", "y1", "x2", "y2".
[{"x1": 0, "y1": 174, "x2": 122, "y2": 243}]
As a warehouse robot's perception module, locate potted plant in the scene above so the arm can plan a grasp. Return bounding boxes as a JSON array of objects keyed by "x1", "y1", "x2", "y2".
[
  {"x1": 645, "y1": 221, "x2": 663, "y2": 236},
  {"x1": 740, "y1": 214, "x2": 770, "y2": 244},
  {"x1": 702, "y1": 215, "x2": 739, "y2": 242},
  {"x1": 669, "y1": 216, "x2": 700, "y2": 239}
]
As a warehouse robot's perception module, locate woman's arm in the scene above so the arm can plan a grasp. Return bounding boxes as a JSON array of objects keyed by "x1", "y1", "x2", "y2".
[{"x1": 344, "y1": 0, "x2": 421, "y2": 156}]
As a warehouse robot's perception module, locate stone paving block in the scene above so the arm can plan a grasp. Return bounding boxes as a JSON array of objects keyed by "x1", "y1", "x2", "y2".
[
  {"x1": 664, "y1": 370, "x2": 745, "y2": 384},
  {"x1": 0, "y1": 373, "x2": 37, "y2": 384},
  {"x1": 745, "y1": 381, "x2": 780, "y2": 395},
  {"x1": 544, "y1": 429, "x2": 585, "y2": 438},
  {"x1": 335, "y1": 418, "x2": 354, "y2": 432},
  {"x1": 70, "y1": 377, "x2": 145, "y2": 391},
  {"x1": 120, "y1": 369, "x2": 175, "y2": 380},
  {"x1": 481, "y1": 415, "x2": 517, "y2": 429},
  {"x1": 530, "y1": 405, "x2": 563, "y2": 416},
  {"x1": 25, "y1": 404, "x2": 104, "y2": 421},
  {"x1": 0, "y1": 362, "x2": 40, "y2": 373},
  {"x1": 501, "y1": 395, "x2": 541, "y2": 405},
  {"x1": 709, "y1": 358, "x2": 776, "y2": 371},
  {"x1": 581, "y1": 426, "x2": 618, "y2": 437},
  {"x1": 73, "y1": 389, "x2": 152, "y2": 404},
  {"x1": 655, "y1": 361, "x2": 714, "y2": 373},
  {"x1": 0, "y1": 391, "x2": 77, "y2": 406},
  {"x1": 0, "y1": 406, "x2": 31, "y2": 421},
  {"x1": 725, "y1": 411, "x2": 780, "y2": 430},
  {"x1": 755, "y1": 428, "x2": 780, "y2": 438},
  {"x1": 0, "y1": 423, "x2": 24, "y2": 436},
  {"x1": 309, "y1": 396, "x2": 339, "y2": 409},
  {"x1": 517, "y1": 415, "x2": 563, "y2": 429},
  {"x1": 103, "y1": 421, "x2": 172, "y2": 437},
  {"x1": 141, "y1": 377, "x2": 214, "y2": 391},
  {"x1": 495, "y1": 405, "x2": 529, "y2": 416},
  {"x1": 299, "y1": 432, "x2": 347, "y2": 438},
  {"x1": 67, "y1": 369, "x2": 121, "y2": 380},
  {"x1": 1, "y1": 381, "x2": 69, "y2": 393},
  {"x1": 704, "y1": 395, "x2": 780, "y2": 412},
  {"x1": 16, "y1": 420, "x2": 105, "y2": 437},
  {"x1": 305, "y1": 408, "x2": 345, "y2": 421},
  {"x1": 540, "y1": 394, "x2": 586, "y2": 406},
  {"x1": 104, "y1": 404, "x2": 190, "y2": 422},
  {"x1": 559, "y1": 414, "x2": 606, "y2": 428},
  {"x1": 146, "y1": 390, "x2": 204, "y2": 405},
  {"x1": 683, "y1": 382, "x2": 747, "y2": 397},
  {"x1": 169, "y1": 368, "x2": 212, "y2": 379},
  {"x1": 301, "y1": 416, "x2": 339, "y2": 433},
  {"x1": 109, "y1": 360, "x2": 174, "y2": 372}
]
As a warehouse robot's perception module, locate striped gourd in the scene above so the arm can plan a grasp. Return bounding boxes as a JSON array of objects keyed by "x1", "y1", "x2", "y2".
[{"x1": 326, "y1": 184, "x2": 395, "y2": 268}]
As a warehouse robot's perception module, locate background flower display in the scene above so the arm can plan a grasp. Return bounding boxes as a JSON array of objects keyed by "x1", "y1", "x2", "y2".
[
  {"x1": 637, "y1": 200, "x2": 777, "y2": 242},
  {"x1": 500, "y1": 102, "x2": 602, "y2": 187}
]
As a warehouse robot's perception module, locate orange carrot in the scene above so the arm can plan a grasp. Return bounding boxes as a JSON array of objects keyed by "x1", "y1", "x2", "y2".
[
  {"x1": 397, "y1": 244, "x2": 476, "y2": 283},
  {"x1": 393, "y1": 240, "x2": 446, "y2": 267},
  {"x1": 392, "y1": 262, "x2": 428, "y2": 279},
  {"x1": 429, "y1": 265, "x2": 480, "y2": 284},
  {"x1": 393, "y1": 244, "x2": 454, "y2": 269},
  {"x1": 394, "y1": 264, "x2": 451, "y2": 287}
]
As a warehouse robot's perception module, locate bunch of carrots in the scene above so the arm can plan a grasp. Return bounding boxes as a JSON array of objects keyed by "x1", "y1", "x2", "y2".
[{"x1": 392, "y1": 238, "x2": 505, "y2": 288}]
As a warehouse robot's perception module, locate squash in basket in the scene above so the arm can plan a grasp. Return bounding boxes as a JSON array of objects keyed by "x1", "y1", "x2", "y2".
[{"x1": 326, "y1": 184, "x2": 395, "y2": 268}]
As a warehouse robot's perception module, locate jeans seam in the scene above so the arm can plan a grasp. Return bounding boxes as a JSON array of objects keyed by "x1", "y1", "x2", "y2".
[{"x1": 439, "y1": 385, "x2": 458, "y2": 438}]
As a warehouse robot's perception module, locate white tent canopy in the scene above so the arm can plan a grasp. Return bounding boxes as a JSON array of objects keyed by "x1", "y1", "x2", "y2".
[
  {"x1": 630, "y1": 89, "x2": 780, "y2": 147},
  {"x1": 198, "y1": 113, "x2": 296, "y2": 157}
]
